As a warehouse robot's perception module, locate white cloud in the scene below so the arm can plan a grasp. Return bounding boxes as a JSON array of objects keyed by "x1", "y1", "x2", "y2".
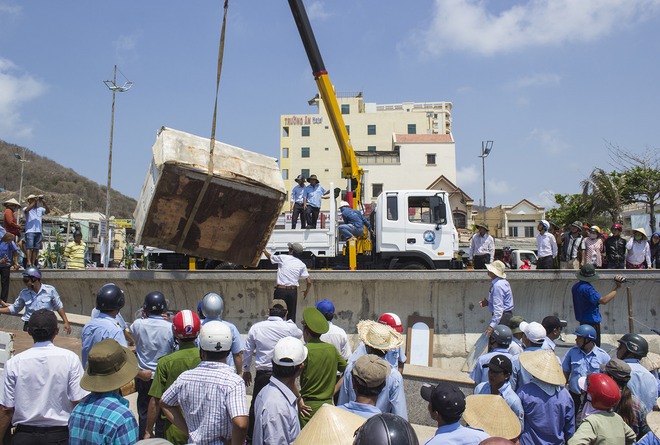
[
  {"x1": 536, "y1": 189, "x2": 557, "y2": 209},
  {"x1": 456, "y1": 164, "x2": 479, "y2": 187},
  {"x1": 114, "y1": 35, "x2": 139, "y2": 64},
  {"x1": 527, "y1": 128, "x2": 569, "y2": 155},
  {"x1": 0, "y1": 58, "x2": 47, "y2": 139},
  {"x1": 419, "y1": 0, "x2": 660, "y2": 56},
  {"x1": 0, "y1": 1, "x2": 21, "y2": 14},
  {"x1": 507, "y1": 73, "x2": 561, "y2": 90},
  {"x1": 305, "y1": 1, "x2": 332, "y2": 21},
  {"x1": 486, "y1": 178, "x2": 512, "y2": 195}
]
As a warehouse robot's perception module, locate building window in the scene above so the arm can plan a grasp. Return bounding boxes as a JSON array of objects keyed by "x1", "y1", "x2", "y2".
[
  {"x1": 367, "y1": 124, "x2": 377, "y2": 135},
  {"x1": 453, "y1": 212, "x2": 466, "y2": 229},
  {"x1": 372, "y1": 183, "x2": 383, "y2": 198},
  {"x1": 301, "y1": 147, "x2": 310, "y2": 158},
  {"x1": 426, "y1": 154, "x2": 436, "y2": 165},
  {"x1": 282, "y1": 147, "x2": 289, "y2": 158},
  {"x1": 509, "y1": 226, "x2": 518, "y2": 237},
  {"x1": 301, "y1": 126, "x2": 310, "y2": 137},
  {"x1": 407, "y1": 124, "x2": 416, "y2": 134},
  {"x1": 301, "y1": 169, "x2": 310, "y2": 179},
  {"x1": 282, "y1": 169, "x2": 289, "y2": 180},
  {"x1": 524, "y1": 226, "x2": 535, "y2": 237},
  {"x1": 341, "y1": 104, "x2": 350, "y2": 115},
  {"x1": 282, "y1": 127, "x2": 289, "y2": 137},
  {"x1": 345, "y1": 125, "x2": 350, "y2": 135},
  {"x1": 367, "y1": 146, "x2": 377, "y2": 152}
]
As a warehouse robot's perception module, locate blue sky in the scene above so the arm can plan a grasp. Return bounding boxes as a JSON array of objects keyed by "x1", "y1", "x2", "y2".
[{"x1": 1, "y1": 0, "x2": 659, "y2": 213}]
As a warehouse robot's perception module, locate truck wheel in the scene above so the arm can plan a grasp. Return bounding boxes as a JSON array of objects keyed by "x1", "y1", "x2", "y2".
[{"x1": 400, "y1": 262, "x2": 428, "y2": 270}]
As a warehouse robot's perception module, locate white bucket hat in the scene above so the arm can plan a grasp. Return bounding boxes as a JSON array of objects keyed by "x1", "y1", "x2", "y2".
[{"x1": 486, "y1": 260, "x2": 507, "y2": 279}]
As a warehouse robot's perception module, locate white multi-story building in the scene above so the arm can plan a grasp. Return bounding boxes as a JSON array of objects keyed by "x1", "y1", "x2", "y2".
[{"x1": 279, "y1": 92, "x2": 456, "y2": 211}]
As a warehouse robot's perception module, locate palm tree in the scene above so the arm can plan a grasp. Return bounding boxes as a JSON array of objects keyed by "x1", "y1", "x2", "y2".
[{"x1": 580, "y1": 168, "x2": 624, "y2": 224}]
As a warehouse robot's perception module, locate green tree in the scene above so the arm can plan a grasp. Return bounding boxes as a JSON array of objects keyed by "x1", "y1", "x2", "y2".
[
  {"x1": 580, "y1": 168, "x2": 624, "y2": 224},
  {"x1": 546, "y1": 193, "x2": 590, "y2": 228}
]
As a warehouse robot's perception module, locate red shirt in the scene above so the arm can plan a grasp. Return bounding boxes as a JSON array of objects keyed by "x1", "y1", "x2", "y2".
[{"x1": 3, "y1": 208, "x2": 20, "y2": 236}]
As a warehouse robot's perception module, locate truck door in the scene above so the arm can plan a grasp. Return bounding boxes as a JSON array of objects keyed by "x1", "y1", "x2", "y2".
[{"x1": 403, "y1": 193, "x2": 454, "y2": 262}]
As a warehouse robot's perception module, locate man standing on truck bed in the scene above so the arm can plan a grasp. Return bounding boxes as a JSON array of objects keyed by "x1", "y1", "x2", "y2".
[
  {"x1": 290, "y1": 175, "x2": 307, "y2": 229},
  {"x1": 262, "y1": 242, "x2": 312, "y2": 323},
  {"x1": 303, "y1": 174, "x2": 329, "y2": 229}
]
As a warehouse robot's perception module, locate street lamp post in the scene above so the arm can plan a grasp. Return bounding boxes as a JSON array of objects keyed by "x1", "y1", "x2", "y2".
[
  {"x1": 14, "y1": 149, "x2": 29, "y2": 224},
  {"x1": 103, "y1": 65, "x2": 133, "y2": 268},
  {"x1": 479, "y1": 141, "x2": 494, "y2": 224}
]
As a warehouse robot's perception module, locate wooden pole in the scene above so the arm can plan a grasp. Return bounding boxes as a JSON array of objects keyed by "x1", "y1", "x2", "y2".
[{"x1": 627, "y1": 287, "x2": 634, "y2": 334}]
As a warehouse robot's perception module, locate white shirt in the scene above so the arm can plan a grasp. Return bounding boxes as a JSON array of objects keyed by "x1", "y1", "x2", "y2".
[
  {"x1": 0, "y1": 341, "x2": 89, "y2": 426},
  {"x1": 243, "y1": 317, "x2": 303, "y2": 372},
  {"x1": 625, "y1": 239, "x2": 651, "y2": 266},
  {"x1": 269, "y1": 254, "x2": 309, "y2": 287},
  {"x1": 537, "y1": 231, "x2": 558, "y2": 258},
  {"x1": 469, "y1": 233, "x2": 495, "y2": 261},
  {"x1": 320, "y1": 322, "x2": 352, "y2": 360}
]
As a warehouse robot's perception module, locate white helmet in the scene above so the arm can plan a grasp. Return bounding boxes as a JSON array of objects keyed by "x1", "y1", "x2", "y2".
[
  {"x1": 198, "y1": 320, "x2": 232, "y2": 352},
  {"x1": 339, "y1": 200, "x2": 351, "y2": 209},
  {"x1": 201, "y1": 292, "x2": 224, "y2": 319}
]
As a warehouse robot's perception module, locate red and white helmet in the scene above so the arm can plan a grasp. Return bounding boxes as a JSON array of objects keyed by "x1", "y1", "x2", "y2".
[
  {"x1": 172, "y1": 310, "x2": 201, "y2": 339},
  {"x1": 378, "y1": 313, "x2": 403, "y2": 333}
]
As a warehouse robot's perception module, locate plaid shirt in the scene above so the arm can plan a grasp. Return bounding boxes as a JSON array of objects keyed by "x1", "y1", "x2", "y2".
[
  {"x1": 68, "y1": 391, "x2": 138, "y2": 445},
  {"x1": 161, "y1": 361, "x2": 248, "y2": 444}
]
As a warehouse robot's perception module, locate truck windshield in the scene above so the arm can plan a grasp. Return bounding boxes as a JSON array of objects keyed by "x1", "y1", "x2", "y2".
[{"x1": 407, "y1": 196, "x2": 447, "y2": 225}]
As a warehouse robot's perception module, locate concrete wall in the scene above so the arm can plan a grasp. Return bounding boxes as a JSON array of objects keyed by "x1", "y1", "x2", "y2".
[{"x1": 4, "y1": 269, "x2": 659, "y2": 369}]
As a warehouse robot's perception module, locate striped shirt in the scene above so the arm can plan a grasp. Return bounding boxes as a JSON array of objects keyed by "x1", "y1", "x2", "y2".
[
  {"x1": 68, "y1": 391, "x2": 138, "y2": 445},
  {"x1": 64, "y1": 241, "x2": 87, "y2": 270},
  {"x1": 161, "y1": 361, "x2": 248, "y2": 444}
]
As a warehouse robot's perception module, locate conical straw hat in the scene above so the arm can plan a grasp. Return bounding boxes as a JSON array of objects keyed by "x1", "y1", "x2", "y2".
[
  {"x1": 293, "y1": 405, "x2": 366, "y2": 445},
  {"x1": 463, "y1": 394, "x2": 522, "y2": 440},
  {"x1": 647, "y1": 411, "x2": 660, "y2": 438},
  {"x1": 641, "y1": 352, "x2": 660, "y2": 372},
  {"x1": 518, "y1": 349, "x2": 566, "y2": 386}
]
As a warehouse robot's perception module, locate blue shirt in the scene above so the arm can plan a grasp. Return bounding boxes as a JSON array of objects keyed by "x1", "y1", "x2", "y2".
[
  {"x1": 303, "y1": 184, "x2": 327, "y2": 208},
  {"x1": 338, "y1": 401, "x2": 382, "y2": 419},
  {"x1": 637, "y1": 432, "x2": 660, "y2": 445},
  {"x1": 68, "y1": 391, "x2": 138, "y2": 445},
  {"x1": 424, "y1": 422, "x2": 490, "y2": 445},
  {"x1": 517, "y1": 381, "x2": 574, "y2": 445},
  {"x1": 510, "y1": 346, "x2": 542, "y2": 391},
  {"x1": 624, "y1": 359, "x2": 658, "y2": 414},
  {"x1": 475, "y1": 381, "x2": 524, "y2": 429},
  {"x1": 561, "y1": 345, "x2": 610, "y2": 394},
  {"x1": 0, "y1": 241, "x2": 17, "y2": 268},
  {"x1": 81, "y1": 313, "x2": 128, "y2": 367},
  {"x1": 337, "y1": 358, "x2": 407, "y2": 419},
  {"x1": 254, "y1": 377, "x2": 300, "y2": 445},
  {"x1": 572, "y1": 281, "x2": 602, "y2": 323},
  {"x1": 469, "y1": 348, "x2": 512, "y2": 384},
  {"x1": 290, "y1": 184, "x2": 305, "y2": 205},
  {"x1": 130, "y1": 315, "x2": 175, "y2": 376},
  {"x1": 23, "y1": 206, "x2": 46, "y2": 233},
  {"x1": 350, "y1": 342, "x2": 406, "y2": 370},
  {"x1": 488, "y1": 277, "x2": 514, "y2": 328},
  {"x1": 9, "y1": 283, "x2": 63, "y2": 322},
  {"x1": 339, "y1": 207, "x2": 371, "y2": 231},
  {"x1": 201, "y1": 318, "x2": 244, "y2": 371}
]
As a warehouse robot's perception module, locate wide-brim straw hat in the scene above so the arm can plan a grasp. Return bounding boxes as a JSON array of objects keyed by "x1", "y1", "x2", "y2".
[
  {"x1": 2, "y1": 198, "x2": 20, "y2": 207},
  {"x1": 81, "y1": 338, "x2": 139, "y2": 392},
  {"x1": 518, "y1": 349, "x2": 566, "y2": 386},
  {"x1": 641, "y1": 352, "x2": 660, "y2": 372},
  {"x1": 357, "y1": 320, "x2": 403, "y2": 352},
  {"x1": 292, "y1": 405, "x2": 366, "y2": 445},
  {"x1": 464, "y1": 395, "x2": 522, "y2": 440},
  {"x1": 486, "y1": 260, "x2": 507, "y2": 279},
  {"x1": 25, "y1": 194, "x2": 39, "y2": 201},
  {"x1": 632, "y1": 228, "x2": 648, "y2": 239},
  {"x1": 647, "y1": 411, "x2": 660, "y2": 438}
]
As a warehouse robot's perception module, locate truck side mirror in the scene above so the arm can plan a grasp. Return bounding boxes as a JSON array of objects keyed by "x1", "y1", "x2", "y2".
[{"x1": 430, "y1": 195, "x2": 447, "y2": 229}]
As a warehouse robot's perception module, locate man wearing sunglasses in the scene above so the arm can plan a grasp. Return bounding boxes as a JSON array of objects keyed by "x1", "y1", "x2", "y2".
[{"x1": 0, "y1": 266, "x2": 71, "y2": 334}]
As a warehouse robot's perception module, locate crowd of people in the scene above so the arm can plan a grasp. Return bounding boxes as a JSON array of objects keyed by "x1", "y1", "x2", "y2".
[{"x1": 469, "y1": 219, "x2": 660, "y2": 270}]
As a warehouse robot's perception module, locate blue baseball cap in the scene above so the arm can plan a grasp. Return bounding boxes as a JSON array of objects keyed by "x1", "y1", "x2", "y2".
[{"x1": 315, "y1": 299, "x2": 335, "y2": 316}]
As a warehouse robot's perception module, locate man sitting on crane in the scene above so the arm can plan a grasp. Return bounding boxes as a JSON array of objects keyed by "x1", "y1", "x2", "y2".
[{"x1": 338, "y1": 201, "x2": 372, "y2": 241}]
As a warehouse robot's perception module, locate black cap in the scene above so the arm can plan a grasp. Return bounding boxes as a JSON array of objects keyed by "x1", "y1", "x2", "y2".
[
  {"x1": 28, "y1": 309, "x2": 57, "y2": 339},
  {"x1": 420, "y1": 382, "x2": 465, "y2": 417},
  {"x1": 482, "y1": 354, "x2": 512, "y2": 374},
  {"x1": 542, "y1": 316, "x2": 567, "y2": 333}
]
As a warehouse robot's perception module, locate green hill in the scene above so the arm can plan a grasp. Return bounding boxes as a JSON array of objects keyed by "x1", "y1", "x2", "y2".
[{"x1": 0, "y1": 140, "x2": 137, "y2": 218}]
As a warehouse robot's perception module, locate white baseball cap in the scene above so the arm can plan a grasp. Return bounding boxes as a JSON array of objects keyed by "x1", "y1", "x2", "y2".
[
  {"x1": 273, "y1": 336, "x2": 308, "y2": 366},
  {"x1": 198, "y1": 320, "x2": 232, "y2": 352},
  {"x1": 520, "y1": 321, "x2": 546, "y2": 344}
]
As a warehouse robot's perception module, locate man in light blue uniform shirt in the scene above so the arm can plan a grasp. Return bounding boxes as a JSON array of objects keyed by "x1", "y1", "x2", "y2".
[
  {"x1": 302, "y1": 174, "x2": 328, "y2": 229},
  {"x1": 130, "y1": 291, "x2": 175, "y2": 439},
  {"x1": 81, "y1": 283, "x2": 128, "y2": 367},
  {"x1": 421, "y1": 381, "x2": 490, "y2": 445},
  {"x1": 474, "y1": 354, "x2": 524, "y2": 429},
  {"x1": 616, "y1": 333, "x2": 658, "y2": 413},
  {"x1": 470, "y1": 325, "x2": 513, "y2": 384},
  {"x1": 509, "y1": 321, "x2": 546, "y2": 391},
  {"x1": 561, "y1": 324, "x2": 610, "y2": 409},
  {"x1": 200, "y1": 292, "x2": 244, "y2": 374},
  {"x1": 480, "y1": 260, "x2": 514, "y2": 336},
  {"x1": 289, "y1": 175, "x2": 307, "y2": 230},
  {"x1": 338, "y1": 354, "x2": 388, "y2": 419}
]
